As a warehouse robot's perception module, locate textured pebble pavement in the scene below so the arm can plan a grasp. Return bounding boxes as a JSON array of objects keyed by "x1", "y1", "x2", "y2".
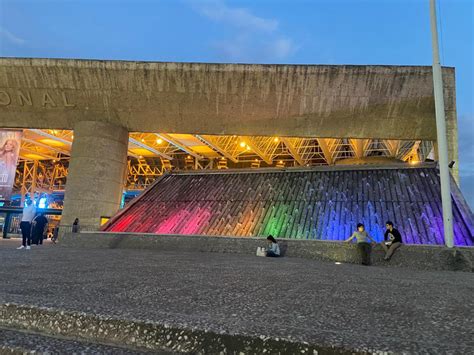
[
  {"x1": 0, "y1": 239, "x2": 473, "y2": 354},
  {"x1": 0, "y1": 328, "x2": 160, "y2": 354}
]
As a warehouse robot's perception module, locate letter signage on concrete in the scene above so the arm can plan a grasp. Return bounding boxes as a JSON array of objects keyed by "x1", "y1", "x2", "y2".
[{"x1": 0, "y1": 130, "x2": 22, "y2": 201}]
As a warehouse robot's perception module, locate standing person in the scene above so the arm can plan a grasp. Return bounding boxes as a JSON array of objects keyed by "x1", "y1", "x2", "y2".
[
  {"x1": 51, "y1": 225, "x2": 59, "y2": 244},
  {"x1": 345, "y1": 223, "x2": 376, "y2": 266},
  {"x1": 381, "y1": 221, "x2": 403, "y2": 261},
  {"x1": 17, "y1": 199, "x2": 36, "y2": 250},
  {"x1": 266, "y1": 235, "x2": 280, "y2": 257},
  {"x1": 72, "y1": 218, "x2": 80, "y2": 233},
  {"x1": 32, "y1": 213, "x2": 49, "y2": 245}
]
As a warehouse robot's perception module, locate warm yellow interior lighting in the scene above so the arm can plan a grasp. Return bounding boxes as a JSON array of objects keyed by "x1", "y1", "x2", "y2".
[
  {"x1": 240, "y1": 141, "x2": 246, "y2": 148},
  {"x1": 129, "y1": 148, "x2": 153, "y2": 156},
  {"x1": 23, "y1": 153, "x2": 44, "y2": 160},
  {"x1": 39, "y1": 138, "x2": 66, "y2": 147}
]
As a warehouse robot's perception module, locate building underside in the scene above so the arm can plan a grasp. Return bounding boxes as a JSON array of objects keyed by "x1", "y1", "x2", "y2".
[{"x1": 12, "y1": 129, "x2": 435, "y2": 204}]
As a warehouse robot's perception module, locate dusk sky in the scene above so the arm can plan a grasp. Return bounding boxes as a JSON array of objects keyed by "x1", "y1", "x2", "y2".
[{"x1": 1, "y1": 0, "x2": 473, "y2": 207}]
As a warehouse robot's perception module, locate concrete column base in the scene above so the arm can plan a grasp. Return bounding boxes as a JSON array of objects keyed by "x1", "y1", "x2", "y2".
[{"x1": 61, "y1": 121, "x2": 128, "y2": 229}]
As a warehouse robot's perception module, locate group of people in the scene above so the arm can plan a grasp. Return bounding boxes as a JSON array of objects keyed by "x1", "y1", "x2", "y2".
[
  {"x1": 345, "y1": 221, "x2": 402, "y2": 265},
  {"x1": 263, "y1": 221, "x2": 403, "y2": 265},
  {"x1": 16, "y1": 199, "x2": 61, "y2": 250},
  {"x1": 17, "y1": 200, "x2": 47, "y2": 249}
]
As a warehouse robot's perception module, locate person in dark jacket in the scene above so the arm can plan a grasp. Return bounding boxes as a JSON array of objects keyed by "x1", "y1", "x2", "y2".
[
  {"x1": 32, "y1": 213, "x2": 49, "y2": 245},
  {"x1": 381, "y1": 221, "x2": 403, "y2": 260},
  {"x1": 72, "y1": 218, "x2": 80, "y2": 233}
]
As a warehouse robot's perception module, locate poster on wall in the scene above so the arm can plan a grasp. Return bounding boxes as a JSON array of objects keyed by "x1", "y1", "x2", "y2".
[{"x1": 0, "y1": 130, "x2": 22, "y2": 201}]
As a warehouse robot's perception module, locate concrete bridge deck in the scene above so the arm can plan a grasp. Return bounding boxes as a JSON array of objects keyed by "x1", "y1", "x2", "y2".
[{"x1": 1, "y1": 239, "x2": 473, "y2": 354}]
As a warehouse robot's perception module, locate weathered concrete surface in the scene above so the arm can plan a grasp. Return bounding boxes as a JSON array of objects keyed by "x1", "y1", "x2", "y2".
[
  {"x1": 0, "y1": 327, "x2": 155, "y2": 354},
  {"x1": 61, "y1": 232, "x2": 474, "y2": 272},
  {"x1": 61, "y1": 121, "x2": 128, "y2": 227},
  {"x1": 0, "y1": 240, "x2": 473, "y2": 354},
  {"x1": 0, "y1": 58, "x2": 457, "y2": 143}
]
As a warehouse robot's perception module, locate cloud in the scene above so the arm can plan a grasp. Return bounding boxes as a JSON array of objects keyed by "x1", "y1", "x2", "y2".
[
  {"x1": 266, "y1": 38, "x2": 296, "y2": 59},
  {"x1": 0, "y1": 27, "x2": 26, "y2": 45},
  {"x1": 190, "y1": 0, "x2": 298, "y2": 62},
  {"x1": 195, "y1": 0, "x2": 278, "y2": 32}
]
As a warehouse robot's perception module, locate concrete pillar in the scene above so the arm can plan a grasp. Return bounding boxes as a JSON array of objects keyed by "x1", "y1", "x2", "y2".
[
  {"x1": 443, "y1": 69, "x2": 459, "y2": 182},
  {"x1": 61, "y1": 121, "x2": 128, "y2": 229}
]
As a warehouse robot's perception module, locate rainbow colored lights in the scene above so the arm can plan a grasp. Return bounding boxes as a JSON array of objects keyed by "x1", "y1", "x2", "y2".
[{"x1": 105, "y1": 167, "x2": 473, "y2": 246}]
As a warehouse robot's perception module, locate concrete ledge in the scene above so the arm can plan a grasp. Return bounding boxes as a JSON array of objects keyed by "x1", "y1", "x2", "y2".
[
  {"x1": 61, "y1": 232, "x2": 474, "y2": 272},
  {"x1": 0, "y1": 304, "x2": 355, "y2": 354}
]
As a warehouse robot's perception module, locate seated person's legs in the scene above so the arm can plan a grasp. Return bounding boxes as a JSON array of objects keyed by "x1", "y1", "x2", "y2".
[
  {"x1": 385, "y1": 242, "x2": 401, "y2": 260},
  {"x1": 357, "y1": 243, "x2": 371, "y2": 265},
  {"x1": 266, "y1": 250, "x2": 279, "y2": 257}
]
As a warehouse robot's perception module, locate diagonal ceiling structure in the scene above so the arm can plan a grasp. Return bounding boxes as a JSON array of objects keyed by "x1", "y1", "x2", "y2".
[{"x1": 17, "y1": 129, "x2": 433, "y2": 166}]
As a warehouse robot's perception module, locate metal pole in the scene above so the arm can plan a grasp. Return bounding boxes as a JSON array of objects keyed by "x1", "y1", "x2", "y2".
[{"x1": 429, "y1": 0, "x2": 454, "y2": 248}]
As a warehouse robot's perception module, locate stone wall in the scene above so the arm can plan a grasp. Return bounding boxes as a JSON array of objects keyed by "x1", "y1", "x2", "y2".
[{"x1": 61, "y1": 232, "x2": 473, "y2": 272}]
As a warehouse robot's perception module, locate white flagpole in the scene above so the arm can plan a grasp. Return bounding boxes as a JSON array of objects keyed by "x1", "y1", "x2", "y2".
[{"x1": 429, "y1": 0, "x2": 454, "y2": 248}]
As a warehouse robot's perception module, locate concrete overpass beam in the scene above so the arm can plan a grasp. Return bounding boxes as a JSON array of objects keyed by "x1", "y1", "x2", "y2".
[{"x1": 61, "y1": 121, "x2": 128, "y2": 229}]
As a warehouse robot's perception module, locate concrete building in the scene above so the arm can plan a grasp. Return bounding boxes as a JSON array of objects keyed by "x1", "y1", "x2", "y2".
[{"x1": 0, "y1": 58, "x2": 460, "y2": 229}]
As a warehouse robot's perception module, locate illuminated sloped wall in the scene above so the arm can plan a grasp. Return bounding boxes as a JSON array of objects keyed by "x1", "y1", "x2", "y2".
[{"x1": 104, "y1": 166, "x2": 473, "y2": 246}]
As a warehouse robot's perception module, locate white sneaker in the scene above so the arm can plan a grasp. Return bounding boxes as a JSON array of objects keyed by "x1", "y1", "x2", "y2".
[
  {"x1": 17, "y1": 246, "x2": 25, "y2": 250},
  {"x1": 26, "y1": 246, "x2": 31, "y2": 250}
]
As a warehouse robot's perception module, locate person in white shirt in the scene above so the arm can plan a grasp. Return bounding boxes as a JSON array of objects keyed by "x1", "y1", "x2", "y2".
[
  {"x1": 266, "y1": 235, "x2": 280, "y2": 257},
  {"x1": 17, "y1": 199, "x2": 36, "y2": 250}
]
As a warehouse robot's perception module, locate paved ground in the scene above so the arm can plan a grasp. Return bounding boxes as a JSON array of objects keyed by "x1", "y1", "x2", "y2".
[
  {"x1": 0, "y1": 327, "x2": 158, "y2": 354},
  {"x1": 0, "y1": 239, "x2": 473, "y2": 354}
]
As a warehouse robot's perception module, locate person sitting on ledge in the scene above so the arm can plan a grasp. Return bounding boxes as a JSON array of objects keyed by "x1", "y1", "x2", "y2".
[
  {"x1": 345, "y1": 223, "x2": 376, "y2": 266},
  {"x1": 381, "y1": 221, "x2": 403, "y2": 261},
  {"x1": 266, "y1": 235, "x2": 280, "y2": 257}
]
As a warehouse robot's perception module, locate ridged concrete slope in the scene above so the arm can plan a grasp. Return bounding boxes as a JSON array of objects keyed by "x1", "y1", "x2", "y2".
[{"x1": 104, "y1": 165, "x2": 473, "y2": 246}]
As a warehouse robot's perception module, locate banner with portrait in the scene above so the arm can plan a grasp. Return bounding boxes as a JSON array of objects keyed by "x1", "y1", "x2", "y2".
[{"x1": 0, "y1": 130, "x2": 22, "y2": 201}]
